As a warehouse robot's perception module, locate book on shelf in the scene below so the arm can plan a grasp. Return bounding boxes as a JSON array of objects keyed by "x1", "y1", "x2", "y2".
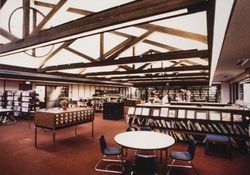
[
  {"x1": 141, "y1": 108, "x2": 150, "y2": 116},
  {"x1": 186, "y1": 110, "x2": 195, "y2": 119},
  {"x1": 222, "y1": 112, "x2": 231, "y2": 121},
  {"x1": 168, "y1": 109, "x2": 176, "y2": 118},
  {"x1": 160, "y1": 108, "x2": 168, "y2": 117},
  {"x1": 233, "y1": 114, "x2": 243, "y2": 122},
  {"x1": 152, "y1": 109, "x2": 160, "y2": 117},
  {"x1": 135, "y1": 107, "x2": 142, "y2": 115},
  {"x1": 209, "y1": 111, "x2": 221, "y2": 121},
  {"x1": 219, "y1": 123, "x2": 229, "y2": 134},
  {"x1": 177, "y1": 109, "x2": 185, "y2": 118},
  {"x1": 127, "y1": 107, "x2": 135, "y2": 115},
  {"x1": 196, "y1": 111, "x2": 207, "y2": 120}
]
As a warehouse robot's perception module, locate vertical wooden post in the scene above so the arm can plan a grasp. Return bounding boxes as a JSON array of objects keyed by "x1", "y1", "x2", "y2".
[
  {"x1": 100, "y1": 33, "x2": 104, "y2": 61},
  {"x1": 32, "y1": 9, "x2": 37, "y2": 56},
  {"x1": 23, "y1": 0, "x2": 30, "y2": 38}
]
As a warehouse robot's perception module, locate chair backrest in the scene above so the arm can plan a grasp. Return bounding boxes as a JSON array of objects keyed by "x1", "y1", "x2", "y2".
[
  {"x1": 99, "y1": 135, "x2": 107, "y2": 155},
  {"x1": 187, "y1": 139, "x2": 197, "y2": 159},
  {"x1": 134, "y1": 155, "x2": 157, "y2": 174}
]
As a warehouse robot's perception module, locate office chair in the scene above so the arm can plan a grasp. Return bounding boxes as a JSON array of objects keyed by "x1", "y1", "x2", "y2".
[
  {"x1": 131, "y1": 154, "x2": 158, "y2": 175},
  {"x1": 95, "y1": 135, "x2": 124, "y2": 174},
  {"x1": 167, "y1": 139, "x2": 198, "y2": 175}
]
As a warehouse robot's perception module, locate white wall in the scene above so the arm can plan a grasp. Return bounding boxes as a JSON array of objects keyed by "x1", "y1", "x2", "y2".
[
  {"x1": 0, "y1": 80, "x2": 24, "y2": 92},
  {"x1": 68, "y1": 83, "x2": 120, "y2": 100},
  {"x1": 221, "y1": 81, "x2": 230, "y2": 103},
  {"x1": 1, "y1": 80, "x2": 120, "y2": 100},
  {"x1": 0, "y1": 80, "x2": 4, "y2": 92},
  {"x1": 243, "y1": 83, "x2": 250, "y2": 106}
]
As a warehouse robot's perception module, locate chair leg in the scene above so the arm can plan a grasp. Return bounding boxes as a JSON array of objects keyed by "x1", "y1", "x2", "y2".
[
  {"x1": 188, "y1": 161, "x2": 199, "y2": 175},
  {"x1": 167, "y1": 159, "x2": 175, "y2": 175},
  {"x1": 95, "y1": 155, "x2": 124, "y2": 174}
]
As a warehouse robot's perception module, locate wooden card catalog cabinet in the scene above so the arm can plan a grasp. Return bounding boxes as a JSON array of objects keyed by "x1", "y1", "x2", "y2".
[
  {"x1": 34, "y1": 107, "x2": 94, "y2": 151},
  {"x1": 34, "y1": 107, "x2": 94, "y2": 129}
]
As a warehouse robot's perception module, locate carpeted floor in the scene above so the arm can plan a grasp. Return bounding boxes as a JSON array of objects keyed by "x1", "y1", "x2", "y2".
[{"x1": 0, "y1": 113, "x2": 249, "y2": 175}]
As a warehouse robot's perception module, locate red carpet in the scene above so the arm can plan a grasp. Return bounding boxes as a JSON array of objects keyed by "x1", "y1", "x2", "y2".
[{"x1": 0, "y1": 113, "x2": 249, "y2": 175}]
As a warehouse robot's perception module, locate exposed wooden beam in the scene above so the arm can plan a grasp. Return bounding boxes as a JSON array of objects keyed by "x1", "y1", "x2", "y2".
[
  {"x1": 105, "y1": 31, "x2": 153, "y2": 61},
  {"x1": 119, "y1": 65, "x2": 134, "y2": 71},
  {"x1": 38, "y1": 40, "x2": 75, "y2": 69},
  {"x1": 112, "y1": 30, "x2": 181, "y2": 51},
  {"x1": 127, "y1": 76, "x2": 209, "y2": 82},
  {"x1": 137, "y1": 63, "x2": 151, "y2": 70},
  {"x1": 23, "y1": 0, "x2": 30, "y2": 38},
  {"x1": 143, "y1": 40, "x2": 180, "y2": 51},
  {"x1": 67, "y1": 7, "x2": 93, "y2": 16},
  {"x1": 64, "y1": 47, "x2": 97, "y2": 62},
  {"x1": 100, "y1": 33, "x2": 104, "y2": 61},
  {"x1": 30, "y1": 0, "x2": 67, "y2": 36},
  {"x1": 34, "y1": 1, "x2": 56, "y2": 8},
  {"x1": 40, "y1": 49, "x2": 208, "y2": 72},
  {"x1": 0, "y1": 68, "x2": 132, "y2": 86},
  {"x1": 0, "y1": 0, "x2": 205, "y2": 55},
  {"x1": 97, "y1": 36, "x2": 133, "y2": 61},
  {"x1": 32, "y1": 9, "x2": 37, "y2": 56},
  {"x1": 85, "y1": 65, "x2": 209, "y2": 76},
  {"x1": 110, "y1": 72, "x2": 209, "y2": 80},
  {"x1": 0, "y1": 0, "x2": 7, "y2": 9},
  {"x1": 206, "y1": 0, "x2": 216, "y2": 70},
  {"x1": 138, "y1": 23, "x2": 207, "y2": 44},
  {"x1": 0, "y1": 28, "x2": 19, "y2": 41}
]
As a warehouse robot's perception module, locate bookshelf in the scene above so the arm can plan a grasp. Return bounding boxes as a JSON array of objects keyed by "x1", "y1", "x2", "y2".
[
  {"x1": 0, "y1": 91, "x2": 4, "y2": 109},
  {"x1": 126, "y1": 104, "x2": 250, "y2": 151},
  {"x1": 13, "y1": 91, "x2": 22, "y2": 117},
  {"x1": 6, "y1": 91, "x2": 14, "y2": 110}
]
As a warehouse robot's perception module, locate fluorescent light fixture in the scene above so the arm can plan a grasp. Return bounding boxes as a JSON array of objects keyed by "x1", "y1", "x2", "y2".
[
  {"x1": 210, "y1": 0, "x2": 234, "y2": 85},
  {"x1": 0, "y1": 9, "x2": 187, "y2": 57}
]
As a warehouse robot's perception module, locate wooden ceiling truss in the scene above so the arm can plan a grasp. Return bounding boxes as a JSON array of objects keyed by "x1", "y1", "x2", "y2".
[{"x1": 0, "y1": 0, "x2": 213, "y2": 87}]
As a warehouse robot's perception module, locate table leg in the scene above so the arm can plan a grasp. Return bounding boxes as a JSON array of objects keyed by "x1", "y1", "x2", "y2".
[
  {"x1": 53, "y1": 129, "x2": 56, "y2": 151},
  {"x1": 75, "y1": 126, "x2": 77, "y2": 136},
  {"x1": 121, "y1": 146, "x2": 125, "y2": 173},
  {"x1": 91, "y1": 120, "x2": 94, "y2": 137},
  {"x1": 160, "y1": 150, "x2": 163, "y2": 163},
  {"x1": 165, "y1": 148, "x2": 169, "y2": 168},
  {"x1": 35, "y1": 126, "x2": 37, "y2": 148},
  {"x1": 29, "y1": 114, "x2": 31, "y2": 129}
]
